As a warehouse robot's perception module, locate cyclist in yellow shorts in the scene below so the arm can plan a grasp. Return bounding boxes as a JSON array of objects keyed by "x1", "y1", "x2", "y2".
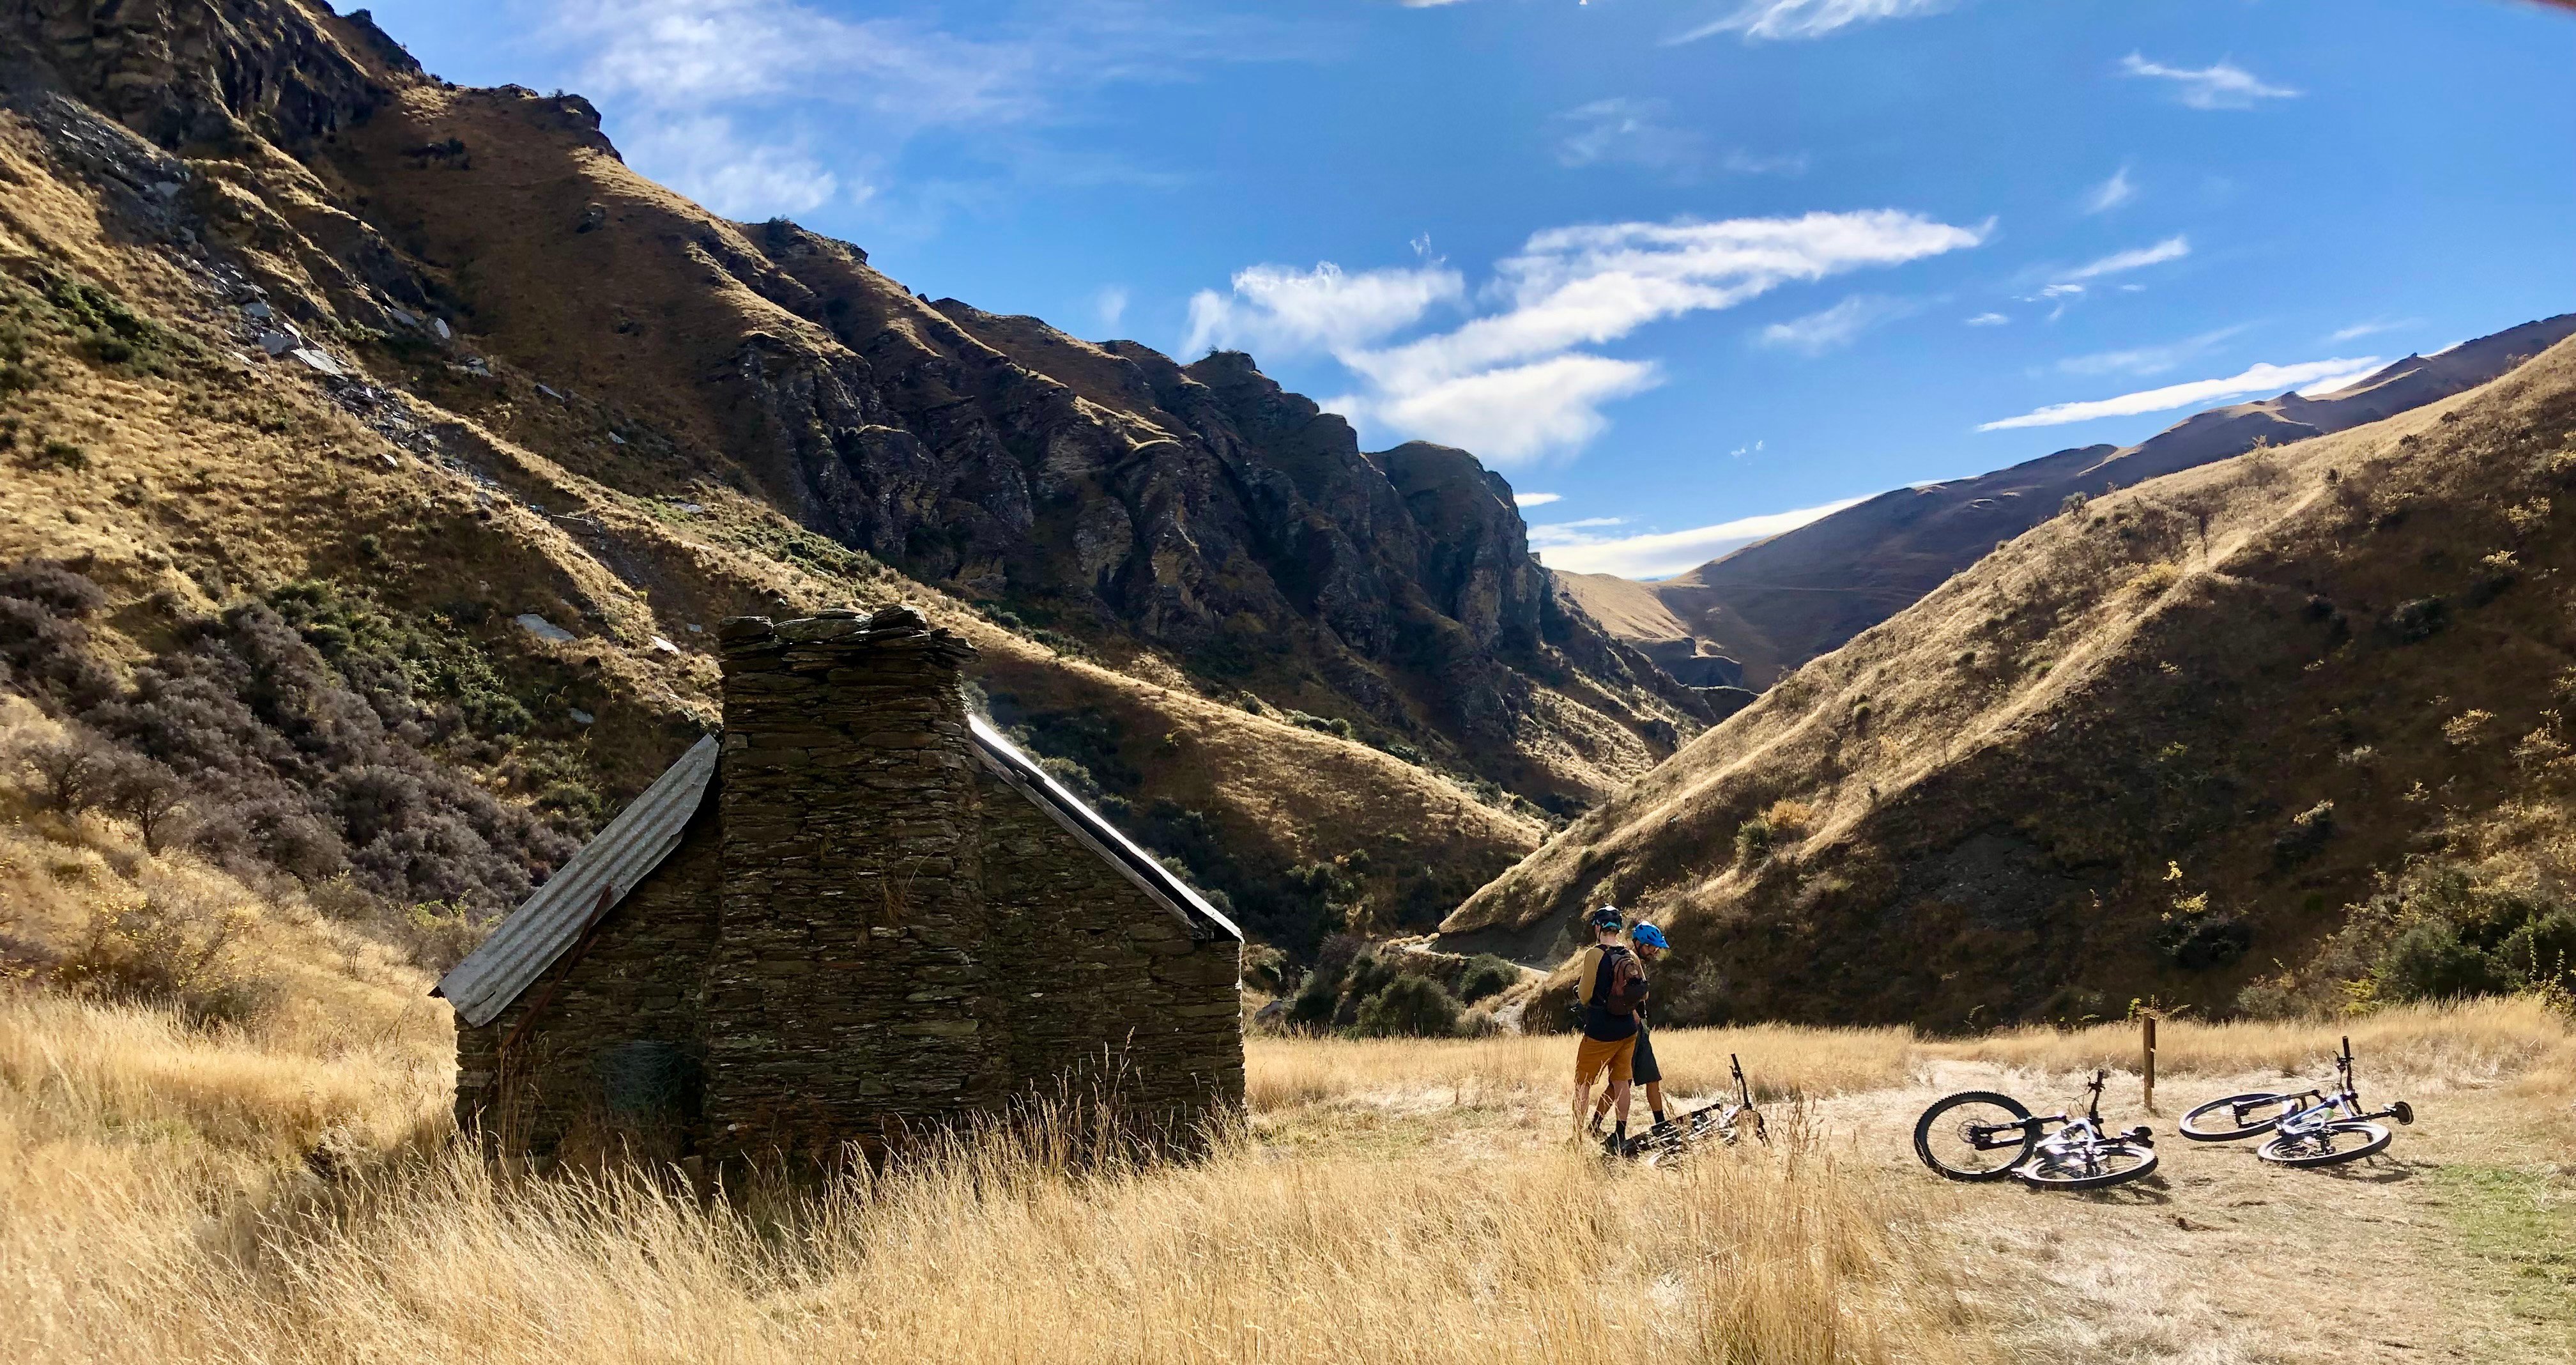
[{"x1": 1570, "y1": 905, "x2": 1651, "y2": 1147}]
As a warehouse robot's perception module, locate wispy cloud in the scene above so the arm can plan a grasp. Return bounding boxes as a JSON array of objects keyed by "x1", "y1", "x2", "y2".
[
  {"x1": 619, "y1": 114, "x2": 845, "y2": 217},
  {"x1": 1730, "y1": 439, "x2": 1766, "y2": 457},
  {"x1": 2055, "y1": 324, "x2": 2251, "y2": 378},
  {"x1": 1514, "y1": 491, "x2": 1563, "y2": 508},
  {"x1": 1673, "y1": 0, "x2": 1951, "y2": 45},
  {"x1": 1758, "y1": 294, "x2": 1917, "y2": 355},
  {"x1": 2059, "y1": 235, "x2": 2189, "y2": 282},
  {"x1": 2119, "y1": 53, "x2": 2301, "y2": 110},
  {"x1": 1551, "y1": 100, "x2": 1805, "y2": 181},
  {"x1": 1977, "y1": 356, "x2": 2385, "y2": 431},
  {"x1": 1188, "y1": 210, "x2": 1989, "y2": 463},
  {"x1": 1093, "y1": 285, "x2": 1130, "y2": 334},
  {"x1": 1965, "y1": 312, "x2": 2010, "y2": 327},
  {"x1": 1533, "y1": 497, "x2": 1868, "y2": 578},
  {"x1": 2329, "y1": 317, "x2": 2416, "y2": 343},
  {"x1": 533, "y1": 0, "x2": 1304, "y2": 221},
  {"x1": 2082, "y1": 165, "x2": 2137, "y2": 215}
]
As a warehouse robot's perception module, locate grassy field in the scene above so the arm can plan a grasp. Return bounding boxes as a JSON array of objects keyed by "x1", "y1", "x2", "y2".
[{"x1": 8, "y1": 914, "x2": 2572, "y2": 1365}]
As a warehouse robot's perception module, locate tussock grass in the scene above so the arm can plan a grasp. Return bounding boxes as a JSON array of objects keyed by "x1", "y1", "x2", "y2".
[
  {"x1": 1250, "y1": 998, "x2": 2573, "y2": 1111},
  {"x1": 3, "y1": 982, "x2": 1988, "y2": 1365}
]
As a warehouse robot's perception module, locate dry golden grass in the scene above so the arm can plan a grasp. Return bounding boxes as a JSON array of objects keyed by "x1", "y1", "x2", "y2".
[
  {"x1": 9, "y1": 909, "x2": 2571, "y2": 1365},
  {"x1": 2, "y1": 976, "x2": 1992, "y2": 1365},
  {"x1": 1250, "y1": 997, "x2": 2574, "y2": 1113}
]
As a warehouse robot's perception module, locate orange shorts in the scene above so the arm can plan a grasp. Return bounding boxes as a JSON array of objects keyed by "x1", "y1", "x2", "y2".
[{"x1": 1574, "y1": 1034, "x2": 1637, "y2": 1088}]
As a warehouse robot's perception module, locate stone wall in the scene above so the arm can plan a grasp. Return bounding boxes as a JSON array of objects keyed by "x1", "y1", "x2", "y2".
[
  {"x1": 461, "y1": 601, "x2": 1243, "y2": 1172},
  {"x1": 702, "y1": 606, "x2": 1002, "y2": 1166},
  {"x1": 454, "y1": 805, "x2": 721, "y2": 1162},
  {"x1": 977, "y1": 767, "x2": 1245, "y2": 1137}
]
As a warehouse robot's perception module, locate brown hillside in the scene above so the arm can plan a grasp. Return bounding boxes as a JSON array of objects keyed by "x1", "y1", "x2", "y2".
[
  {"x1": 1446, "y1": 333, "x2": 2576, "y2": 1028},
  {"x1": 1620, "y1": 315, "x2": 2576, "y2": 689},
  {"x1": 0, "y1": 0, "x2": 1545, "y2": 950}
]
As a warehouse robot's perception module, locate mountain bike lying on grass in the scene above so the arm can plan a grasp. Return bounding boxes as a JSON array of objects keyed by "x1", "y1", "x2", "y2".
[
  {"x1": 2178, "y1": 1036, "x2": 2414, "y2": 1168},
  {"x1": 1614, "y1": 1054, "x2": 1768, "y2": 1164},
  {"x1": 1913, "y1": 1070, "x2": 2159, "y2": 1191}
]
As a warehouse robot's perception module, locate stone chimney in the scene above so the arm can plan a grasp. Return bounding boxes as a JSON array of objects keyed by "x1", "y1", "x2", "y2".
[{"x1": 702, "y1": 604, "x2": 992, "y2": 1164}]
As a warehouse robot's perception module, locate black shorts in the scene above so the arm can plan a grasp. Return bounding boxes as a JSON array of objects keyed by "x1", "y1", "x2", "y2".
[{"x1": 1630, "y1": 1026, "x2": 1661, "y2": 1086}]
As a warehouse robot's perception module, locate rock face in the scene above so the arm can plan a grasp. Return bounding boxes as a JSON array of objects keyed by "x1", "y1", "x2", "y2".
[
  {"x1": 1601, "y1": 314, "x2": 2576, "y2": 690},
  {"x1": 0, "y1": 4, "x2": 1701, "y2": 799}
]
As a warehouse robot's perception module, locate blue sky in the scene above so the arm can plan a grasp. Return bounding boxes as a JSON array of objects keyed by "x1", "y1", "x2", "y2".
[{"x1": 360, "y1": 0, "x2": 2576, "y2": 578}]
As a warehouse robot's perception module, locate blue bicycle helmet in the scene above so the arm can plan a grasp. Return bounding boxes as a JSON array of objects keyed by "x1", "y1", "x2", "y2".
[{"x1": 1630, "y1": 922, "x2": 1669, "y2": 951}]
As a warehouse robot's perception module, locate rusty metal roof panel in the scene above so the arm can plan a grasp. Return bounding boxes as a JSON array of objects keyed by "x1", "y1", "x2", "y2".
[
  {"x1": 970, "y1": 715, "x2": 1244, "y2": 942},
  {"x1": 433, "y1": 734, "x2": 720, "y2": 1026}
]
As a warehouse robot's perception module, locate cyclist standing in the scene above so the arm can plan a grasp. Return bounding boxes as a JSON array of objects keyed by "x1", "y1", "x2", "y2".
[
  {"x1": 1570, "y1": 906, "x2": 1651, "y2": 1148},
  {"x1": 1589, "y1": 921, "x2": 1672, "y2": 1148}
]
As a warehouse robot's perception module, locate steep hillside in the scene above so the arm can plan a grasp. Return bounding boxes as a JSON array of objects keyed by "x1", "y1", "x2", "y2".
[
  {"x1": 1448, "y1": 332, "x2": 2576, "y2": 1027},
  {"x1": 1607, "y1": 315, "x2": 2576, "y2": 689},
  {"x1": 0, "y1": 0, "x2": 1566, "y2": 953}
]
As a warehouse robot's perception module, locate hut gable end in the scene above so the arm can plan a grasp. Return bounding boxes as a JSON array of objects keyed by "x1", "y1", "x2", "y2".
[{"x1": 443, "y1": 606, "x2": 1244, "y2": 1170}]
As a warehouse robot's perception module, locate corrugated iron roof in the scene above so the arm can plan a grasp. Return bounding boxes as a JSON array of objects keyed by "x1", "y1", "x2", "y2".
[
  {"x1": 970, "y1": 716, "x2": 1243, "y2": 942},
  {"x1": 433, "y1": 734, "x2": 720, "y2": 1026}
]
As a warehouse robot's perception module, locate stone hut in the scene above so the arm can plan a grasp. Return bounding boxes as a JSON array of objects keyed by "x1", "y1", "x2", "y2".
[{"x1": 434, "y1": 605, "x2": 1245, "y2": 1168}]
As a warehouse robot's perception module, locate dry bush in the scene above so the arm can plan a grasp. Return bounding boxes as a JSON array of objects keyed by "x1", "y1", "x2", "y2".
[{"x1": 47, "y1": 890, "x2": 276, "y2": 1025}]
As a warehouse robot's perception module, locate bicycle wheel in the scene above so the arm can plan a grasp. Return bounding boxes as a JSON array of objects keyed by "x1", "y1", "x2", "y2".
[
  {"x1": 2179, "y1": 1092, "x2": 2301, "y2": 1141},
  {"x1": 1914, "y1": 1091, "x2": 2037, "y2": 1181},
  {"x1": 2017, "y1": 1139, "x2": 2158, "y2": 1191},
  {"x1": 2257, "y1": 1120, "x2": 2392, "y2": 1168}
]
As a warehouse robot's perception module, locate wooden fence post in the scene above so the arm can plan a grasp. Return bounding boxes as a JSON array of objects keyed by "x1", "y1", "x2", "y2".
[{"x1": 2142, "y1": 1012, "x2": 2159, "y2": 1114}]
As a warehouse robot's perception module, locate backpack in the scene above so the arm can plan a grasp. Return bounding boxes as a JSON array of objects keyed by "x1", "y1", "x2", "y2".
[{"x1": 1576, "y1": 945, "x2": 1648, "y2": 1016}]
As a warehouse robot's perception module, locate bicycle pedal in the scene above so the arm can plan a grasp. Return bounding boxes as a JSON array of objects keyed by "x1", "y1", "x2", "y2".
[{"x1": 2123, "y1": 1126, "x2": 2154, "y2": 1144}]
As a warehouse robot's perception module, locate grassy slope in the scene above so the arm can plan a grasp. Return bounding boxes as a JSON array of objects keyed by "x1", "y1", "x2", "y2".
[
  {"x1": 0, "y1": 81, "x2": 1540, "y2": 939},
  {"x1": 1447, "y1": 334, "x2": 2576, "y2": 1025}
]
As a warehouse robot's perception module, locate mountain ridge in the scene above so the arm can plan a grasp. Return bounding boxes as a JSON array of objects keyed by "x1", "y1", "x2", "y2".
[{"x1": 1567, "y1": 312, "x2": 2576, "y2": 690}]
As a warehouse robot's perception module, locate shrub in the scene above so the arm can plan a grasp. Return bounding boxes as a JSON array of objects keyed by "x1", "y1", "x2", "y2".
[
  {"x1": 1733, "y1": 816, "x2": 1774, "y2": 865},
  {"x1": 49, "y1": 893, "x2": 275, "y2": 1024},
  {"x1": 1457, "y1": 953, "x2": 1519, "y2": 1003},
  {"x1": 2374, "y1": 919, "x2": 2506, "y2": 1001},
  {"x1": 2494, "y1": 911, "x2": 2576, "y2": 994},
  {"x1": 14, "y1": 732, "x2": 116, "y2": 811},
  {"x1": 391, "y1": 900, "x2": 489, "y2": 972},
  {"x1": 1351, "y1": 974, "x2": 1464, "y2": 1038},
  {"x1": 1285, "y1": 970, "x2": 1340, "y2": 1030}
]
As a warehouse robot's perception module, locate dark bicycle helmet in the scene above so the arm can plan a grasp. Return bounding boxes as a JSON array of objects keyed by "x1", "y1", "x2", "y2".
[{"x1": 1587, "y1": 904, "x2": 1625, "y2": 932}]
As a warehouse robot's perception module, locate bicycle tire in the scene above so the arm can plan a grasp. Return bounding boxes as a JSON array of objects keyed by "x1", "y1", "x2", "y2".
[
  {"x1": 2017, "y1": 1139, "x2": 2158, "y2": 1191},
  {"x1": 2257, "y1": 1120, "x2": 2392, "y2": 1168},
  {"x1": 1914, "y1": 1091, "x2": 2037, "y2": 1182},
  {"x1": 2179, "y1": 1091, "x2": 2301, "y2": 1141}
]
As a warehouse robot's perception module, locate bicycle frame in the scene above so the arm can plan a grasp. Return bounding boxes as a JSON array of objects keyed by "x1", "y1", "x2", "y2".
[
  {"x1": 2269, "y1": 1038, "x2": 2411, "y2": 1145},
  {"x1": 1963, "y1": 1072, "x2": 2150, "y2": 1173}
]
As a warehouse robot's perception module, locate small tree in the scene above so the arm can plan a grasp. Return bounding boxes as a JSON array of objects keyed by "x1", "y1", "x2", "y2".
[
  {"x1": 103, "y1": 755, "x2": 187, "y2": 852},
  {"x1": 16, "y1": 735, "x2": 112, "y2": 812},
  {"x1": 1353, "y1": 975, "x2": 1464, "y2": 1038}
]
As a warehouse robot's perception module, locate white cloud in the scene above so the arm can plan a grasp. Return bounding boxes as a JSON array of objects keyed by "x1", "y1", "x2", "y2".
[
  {"x1": 1552, "y1": 99, "x2": 1804, "y2": 180},
  {"x1": 553, "y1": 0, "x2": 1036, "y2": 121},
  {"x1": 1673, "y1": 0, "x2": 1951, "y2": 45},
  {"x1": 1965, "y1": 312, "x2": 2010, "y2": 327},
  {"x1": 1730, "y1": 439, "x2": 1766, "y2": 457},
  {"x1": 1978, "y1": 357, "x2": 2385, "y2": 431},
  {"x1": 1554, "y1": 98, "x2": 1703, "y2": 175},
  {"x1": 620, "y1": 115, "x2": 843, "y2": 217},
  {"x1": 1094, "y1": 286, "x2": 1130, "y2": 334},
  {"x1": 1184, "y1": 261, "x2": 1465, "y2": 358},
  {"x1": 2082, "y1": 165, "x2": 2137, "y2": 215},
  {"x1": 1758, "y1": 294, "x2": 1915, "y2": 355},
  {"x1": 2055, "y1": 324, "x2": 2250, "y2": 378},
  {"x1": 1514, "y1": 491, "x2": 1563, "y2": 508},
  {"x1": 1190, "y1": 210, "x2": 1988, "y2": 463},
  {"x1": 2060, "y1": 235, "x2": 2189, "y2": 282},
  {"x1": 1533, "y1": 497, "x2": 1868, "y2": 578},
  {"x1": 2329, "y1": 317, "x2": 2416, "y2": 343},
  {"x1": 2119, "y1": 53, "x2": 2301, "y2": 110}
]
